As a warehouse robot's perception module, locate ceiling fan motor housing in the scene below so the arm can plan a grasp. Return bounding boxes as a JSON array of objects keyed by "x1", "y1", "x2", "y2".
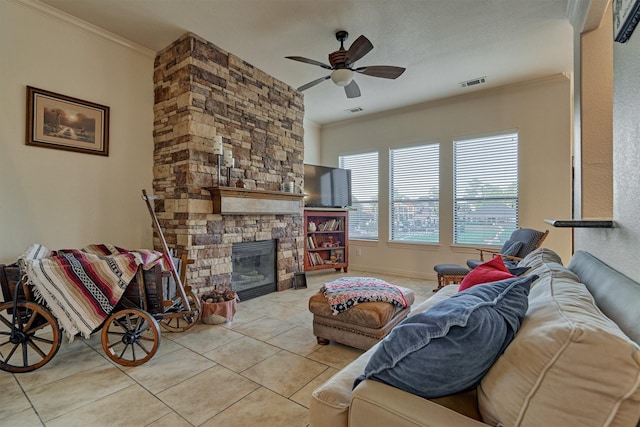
[
  {"x1": 329, "y1": 50, "x2": 348, "y2": 68},
  {"x1": 329, "y1": 30, "x2": 350, "y2": 67}
]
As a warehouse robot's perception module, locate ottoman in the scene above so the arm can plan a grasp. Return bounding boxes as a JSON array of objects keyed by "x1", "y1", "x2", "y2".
[
  {"x1": 433, "y1": 263, "x2": 470, "y2": 291},
  {"x1": 308, "y1": 285, "x2": 415, "y2": 351}
]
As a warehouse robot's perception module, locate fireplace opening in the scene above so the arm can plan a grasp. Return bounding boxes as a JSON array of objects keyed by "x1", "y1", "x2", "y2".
[{"x1": 231, "y1": 240, "x2": 277, "y2": 301}]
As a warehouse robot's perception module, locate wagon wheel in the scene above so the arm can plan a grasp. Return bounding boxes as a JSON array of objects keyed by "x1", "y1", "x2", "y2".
[
  {"x1": 0, "y1": 301, "x2": 62, "y2": 373},
  {"x1": 159, "y1": 289, "x2": 201, "y2": 332},
  {"x1": 101, "y1": 308, "x2": 160, "y2": 367}
]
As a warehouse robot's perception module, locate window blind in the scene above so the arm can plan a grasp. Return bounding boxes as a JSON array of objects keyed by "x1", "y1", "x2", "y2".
[
  {"x1": 390, "y1": 143, "x2": 439, "y2": 243},
  {"x1": 453, "y1": 133, "x2": 518, "y2": 246},
  {"x1": 339, "y1": 152, "x2": 379, "y2": 240}
]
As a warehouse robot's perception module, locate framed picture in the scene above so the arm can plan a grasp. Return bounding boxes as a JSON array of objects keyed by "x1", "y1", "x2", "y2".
[
  {"x1": 26, "y1": 86, "x2": 110, "y2": 156},
  {"x1": 294, "y1": 272, "x2": 307, "y2": 289},
  {"x1": 613, "y1": 0, "x2": 640, "y2": 43}
]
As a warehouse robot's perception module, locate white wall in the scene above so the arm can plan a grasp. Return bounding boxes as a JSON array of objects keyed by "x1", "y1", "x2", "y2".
[
  {"x1": 575, "y1": 15, "x2": 640, "y2": 282},
  {"x1": 0, "y1": 0, "x2": 155, "y2": 263},
  {"x1": 321, "y1": 76, "x2": 573, "y2": 279},
  {"x1": 303, "y1": 118, "x2": 321, "y2": 165}
]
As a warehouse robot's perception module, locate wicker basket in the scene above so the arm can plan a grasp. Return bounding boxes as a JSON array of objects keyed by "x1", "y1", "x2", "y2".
[{"x1": 201, "y1": 293, "x2": 239, "y2": 324}]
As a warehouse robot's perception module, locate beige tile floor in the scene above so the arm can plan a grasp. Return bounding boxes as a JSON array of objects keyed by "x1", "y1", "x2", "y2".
[{"x1": 0, "y1": 269, "x2": 436, "y2": 427}]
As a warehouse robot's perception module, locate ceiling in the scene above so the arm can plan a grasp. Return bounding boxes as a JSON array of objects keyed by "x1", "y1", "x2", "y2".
[{"x1": 38, "y1": 0, "x2": 575, "y2": 125}]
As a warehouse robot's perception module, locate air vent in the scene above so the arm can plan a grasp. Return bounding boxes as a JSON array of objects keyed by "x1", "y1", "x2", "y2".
[
  {"x1": 459, "y1": 77, "x2": 487, "y2": 88},
  {"x1": 345, "y1": 107, "x2": 364, "y2": 113}
]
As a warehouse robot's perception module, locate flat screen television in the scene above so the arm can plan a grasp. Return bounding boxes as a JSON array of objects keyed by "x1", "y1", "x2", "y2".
[{"x1": 304, "y1": 164, "x2": 352, "y2": 208}]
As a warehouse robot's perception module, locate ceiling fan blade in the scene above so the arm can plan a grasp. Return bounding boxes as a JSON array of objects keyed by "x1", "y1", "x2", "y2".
[
  {"x1": 298, "y1": 75, "x2": 331, "y2": 92},
  {"x1": 344, "y1": 80, "x2": 361, "y2": 98},
  {"x1": 354, "y1": 65, "x2": 406, "y2": 79},
  {"x1": 285, "y1": 56, "x2": 332, "y2": 70},
  {"x1": 345, "y1": 35, "x2": 373, "y2": 65}
]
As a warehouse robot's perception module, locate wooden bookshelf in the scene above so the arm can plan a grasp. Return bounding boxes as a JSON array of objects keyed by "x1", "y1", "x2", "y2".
[{"x1": 304, "y1": 209, "x2": 348, "y2": 272}]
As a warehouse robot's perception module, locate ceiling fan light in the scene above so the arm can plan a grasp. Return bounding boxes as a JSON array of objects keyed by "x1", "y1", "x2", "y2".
[{"x1": 331, "y1": 69, "x2": 354, "y2": 86}]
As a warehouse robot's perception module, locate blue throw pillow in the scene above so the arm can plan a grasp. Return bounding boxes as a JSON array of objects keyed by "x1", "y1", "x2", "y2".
[
  {"x1": 507, "y1": 265, "x2": 531, "y2": 276},
  {"x1": 353, "y1": 275, "x2": 536, "y2": 399}
]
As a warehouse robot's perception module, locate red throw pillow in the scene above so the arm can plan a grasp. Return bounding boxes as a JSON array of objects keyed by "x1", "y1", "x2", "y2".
[{"x1": 458, "y1": 256, "x2": 516, "y2": 292}]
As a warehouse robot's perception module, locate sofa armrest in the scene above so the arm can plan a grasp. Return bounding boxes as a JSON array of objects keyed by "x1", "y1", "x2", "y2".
[{"x1": 350, "y1": 381, "x2": 489, "y2": 427}]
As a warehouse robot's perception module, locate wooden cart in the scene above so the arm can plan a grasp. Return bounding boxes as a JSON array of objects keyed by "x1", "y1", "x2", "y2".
[{"x1": 0, "y1": 255, "x2": 200, "y2": 373}]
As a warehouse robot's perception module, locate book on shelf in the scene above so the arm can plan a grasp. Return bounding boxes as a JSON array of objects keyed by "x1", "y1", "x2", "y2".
[
  {"x1": 307, "y1": 236, "x2": 316, "y2": 249},
  {"x1": 307, "y1": 251, "x2": 326, "y2": 266},
  {"x1": 316, "y1": 218, "x2": 342, "y2": 232}
]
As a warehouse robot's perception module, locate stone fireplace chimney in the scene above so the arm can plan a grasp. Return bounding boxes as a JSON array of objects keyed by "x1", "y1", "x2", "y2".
[{"x1": 152, "y1": 32, "x2": 305, "y2": 295}]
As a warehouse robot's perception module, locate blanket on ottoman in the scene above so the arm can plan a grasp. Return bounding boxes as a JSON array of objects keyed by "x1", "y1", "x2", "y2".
[{"x1": 321, "y1": 277, "x2": 409, "y2": 315}]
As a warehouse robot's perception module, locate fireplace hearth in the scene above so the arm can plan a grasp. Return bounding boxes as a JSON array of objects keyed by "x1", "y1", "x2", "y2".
[{"x1": 231, "y1": 240, "x2": 277, "y2": 301}]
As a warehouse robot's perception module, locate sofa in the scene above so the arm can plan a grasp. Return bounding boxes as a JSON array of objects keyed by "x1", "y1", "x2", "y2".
[{"x1": 309, "y1": 249, "x2": 640, "y2": 427}]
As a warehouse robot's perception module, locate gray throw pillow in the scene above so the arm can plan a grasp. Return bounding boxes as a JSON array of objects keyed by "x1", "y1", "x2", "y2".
[
  {"x1": 501, "y1": 239, "x2": 523, "y2": 257},
  {"x1": 353, "y1": 275, "x2": 536, "y2": 399}
]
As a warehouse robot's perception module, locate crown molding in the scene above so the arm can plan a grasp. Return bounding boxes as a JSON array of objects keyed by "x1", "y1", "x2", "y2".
[
  {"x1": 567, "y1": 0, "x2": 590, "y2": 32},
  {"x1": 567, "y1": 0, "x2": 610, "y2": 33},
  {"x1": 12, "y1": 0, "x2": 155, "y2": 58}
]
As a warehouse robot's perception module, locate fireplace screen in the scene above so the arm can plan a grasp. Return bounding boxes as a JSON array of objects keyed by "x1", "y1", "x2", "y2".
[{"x1": 231, "y1": 240, "x2": 277, "y2": 301}]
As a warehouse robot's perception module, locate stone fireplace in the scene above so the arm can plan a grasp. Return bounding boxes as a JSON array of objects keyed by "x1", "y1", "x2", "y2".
[{"x1": 152, "y1": 32, "x2": 305, "y2": 296}]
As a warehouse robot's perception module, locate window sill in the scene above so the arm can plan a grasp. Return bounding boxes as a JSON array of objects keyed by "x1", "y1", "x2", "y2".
[
  {"x1": 349, "y1": 239, "x2": 380, "y2": 247},
  {"x1": 386, "y1": 241, "x2": 441, "y2": 251}
]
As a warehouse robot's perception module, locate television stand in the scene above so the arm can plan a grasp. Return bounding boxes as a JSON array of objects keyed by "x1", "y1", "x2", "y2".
[{"x1": 304, "y1": 209, "x2": 349, "y2": 273}]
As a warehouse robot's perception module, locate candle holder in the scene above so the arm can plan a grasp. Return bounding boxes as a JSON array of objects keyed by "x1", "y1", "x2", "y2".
[
  {"x1": 222, "y1": 155, "x2": 234, "y2": 186},
  {"x1": 216, "y1": 154, "x2": 223, "y2": 186},
  {"x1": 213, "y1": 135, "x2": 224, "y2": 186}
]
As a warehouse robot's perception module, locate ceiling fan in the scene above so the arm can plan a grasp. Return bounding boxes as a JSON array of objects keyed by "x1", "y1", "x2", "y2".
[{"x1": 286, "y1": 30, "x2": 406, "y2": 99}]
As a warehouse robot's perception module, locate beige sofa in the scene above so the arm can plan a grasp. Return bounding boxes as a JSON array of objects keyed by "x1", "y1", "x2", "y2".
[{"x1": 309, "y1": 249, "x2": 640, "y2": 427}]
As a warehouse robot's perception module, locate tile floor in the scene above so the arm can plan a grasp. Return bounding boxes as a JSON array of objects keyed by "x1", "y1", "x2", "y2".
[{"x1": 1, "y1": 269, "x2": 437, "y2": 427}]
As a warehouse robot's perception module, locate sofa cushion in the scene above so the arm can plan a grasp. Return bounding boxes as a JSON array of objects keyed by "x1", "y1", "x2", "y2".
[
  {"x1": 478, "y1": 260, "x2": 640, "y2": 427},
  {"x1": 526, "y1": 261, "x2": 580, "y2": 284},
  {"x1": 458, "y1": 256, "x2": 515, "y2": 292},
  {"x1": 353, "y1": 275, "x2": 535, "y2": 399},
  {"x1": 517, "y1": 247, "x2": 563, "y2": 270}
]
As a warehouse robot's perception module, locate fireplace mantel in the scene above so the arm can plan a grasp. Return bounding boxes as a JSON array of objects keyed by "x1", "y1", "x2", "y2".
[{"x1": 205, "y1": 186, "x2": 304, "y2": 215}]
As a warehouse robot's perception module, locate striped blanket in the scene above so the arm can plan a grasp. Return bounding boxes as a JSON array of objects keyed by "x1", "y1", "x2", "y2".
[
  {"x1": 20, "y1": 244, "x2": 169, "y2": 340},
  {"x1": 321, "y1": 277, "x2": 408, "y2": 315}
]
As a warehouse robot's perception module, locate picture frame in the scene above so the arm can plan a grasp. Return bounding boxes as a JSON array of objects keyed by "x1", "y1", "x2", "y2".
[
  {"x1": 294, "y1": 272, "x2": 307, "y2": 289},
  {"x1": 26, "y1": 86, "x2": 110, "y2": 156},
  {"x1": 613, "y1": 0, "x2": 640, "y2": 43}
]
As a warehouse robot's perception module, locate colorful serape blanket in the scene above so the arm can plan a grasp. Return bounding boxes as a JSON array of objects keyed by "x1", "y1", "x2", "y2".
[
  {"x1": 321, "y1": 277, "x2": 408, "y2": 315},
  {"x1": 20, "y1": 243, "x2": 170, "y2": 341}
]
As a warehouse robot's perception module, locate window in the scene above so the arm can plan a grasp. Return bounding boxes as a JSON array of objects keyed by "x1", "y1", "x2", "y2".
[
  {"x1": 390, "y1": 143, "x2": 439, "y2": 243},
  {"x1": 339, "y1": 152, "x2": 378, "y2": 240},
  {"x1": 453, "y1": 132, "x2": 518, "y2": 246}
]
